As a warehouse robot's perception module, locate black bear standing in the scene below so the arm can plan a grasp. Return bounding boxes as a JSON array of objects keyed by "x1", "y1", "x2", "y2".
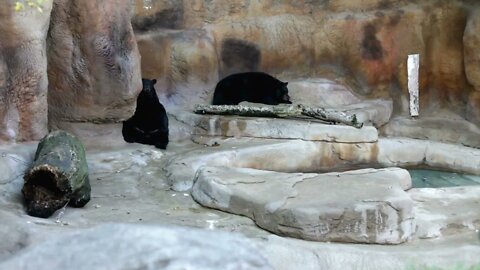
[
  {"x1": 122, "y1": 79, "x2": 169, "y2": 149},
  {"x1": 212, "y1": 72, "x2": 292, "y2": 105}
]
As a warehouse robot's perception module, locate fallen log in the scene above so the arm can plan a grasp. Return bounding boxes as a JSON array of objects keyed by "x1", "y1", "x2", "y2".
[
  {"x1": 193, "y1": 103, "x2": 363, "y2": 128},
  {"x1": 22, "y1": 130, "x2": 91, "y2": 218}
]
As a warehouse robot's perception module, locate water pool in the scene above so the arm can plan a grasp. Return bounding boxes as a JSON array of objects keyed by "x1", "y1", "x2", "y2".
[{"x1": 409, "y1": 169, "x2": 480, "y2": 188}]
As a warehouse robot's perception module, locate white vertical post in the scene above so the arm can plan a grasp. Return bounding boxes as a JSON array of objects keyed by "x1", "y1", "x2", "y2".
[{"x1": 407, "y1": 54, "x2": 420, "y2": 117}]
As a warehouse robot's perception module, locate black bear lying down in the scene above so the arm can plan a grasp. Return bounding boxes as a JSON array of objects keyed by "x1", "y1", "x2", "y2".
[
  {"x1": 212, "y1": 72, "x2": 292, "y2": 105},
  {"x1": 122, "y1": 79, "x2": 169, "y2": 149}
]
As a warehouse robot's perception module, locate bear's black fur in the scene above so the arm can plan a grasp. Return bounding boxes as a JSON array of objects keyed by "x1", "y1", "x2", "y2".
[
  {"x1": 212, "y1": 72, "x2": 292, "y2": 105},
  {"x1": 122, "y1": 79, "x2": 169, "y2": 149}
]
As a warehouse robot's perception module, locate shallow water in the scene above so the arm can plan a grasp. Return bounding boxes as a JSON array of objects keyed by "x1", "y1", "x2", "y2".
[{"x1": 409, "y1": 169, "x2": 480, "y2": 188}]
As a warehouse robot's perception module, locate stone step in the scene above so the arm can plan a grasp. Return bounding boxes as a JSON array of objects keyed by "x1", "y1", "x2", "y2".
[
  {"x1": 165, "y1": 137, "x2": 480, "y2": 191},
  {"x1": 192, "y1": 166, "x2": 415, "y2": 244},
  {"x1": 173, "y1": 110, "x2": 378, "y2": 143},
  {"x1": 381, "y1": 116, "x2": 480, "y2": 149}
]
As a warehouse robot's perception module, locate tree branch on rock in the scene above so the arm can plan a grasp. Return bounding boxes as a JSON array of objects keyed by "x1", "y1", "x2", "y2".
[{"x1": 194, "y1": 103, "x2": 363, "y2": 128}]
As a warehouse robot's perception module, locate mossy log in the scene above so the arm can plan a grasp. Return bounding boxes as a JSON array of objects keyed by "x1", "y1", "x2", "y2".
[
  {"x1": 194, "y1": 103, "x2": 363, "y2": 128},
  {"x1": 22, "y1": 130, "x2": 91, "y2": 218}
]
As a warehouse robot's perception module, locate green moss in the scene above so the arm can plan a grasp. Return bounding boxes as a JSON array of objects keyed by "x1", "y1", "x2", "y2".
[{"x1": 14, "y1": 0, "x2": 46, "y2": 12}]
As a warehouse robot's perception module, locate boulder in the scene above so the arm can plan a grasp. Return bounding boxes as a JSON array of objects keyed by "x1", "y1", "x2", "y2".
[
  {"x1": 192, "y1": 166, "x2": 415, "y2": 244},
  {"x1": 0, "y1": 224, "x2": 273, "y2": 270}
]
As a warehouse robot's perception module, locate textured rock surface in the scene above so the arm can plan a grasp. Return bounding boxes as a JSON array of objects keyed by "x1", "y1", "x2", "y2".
[
  {"x1": 288, "y1": 79, "x2": 362, "y2": 107},
  {"x1": 464, "y1": 7, "x2": 480, "y2": 92},
  {"x1": 377, "y1": 138, "x2": 480, "y2": 175},
  {"x1": 1, "y1": 141, "x2": 480, "y2": 270},
  {"x1": 0, "y1": 224, "x2": 273, "y2": 270},
  {"x1": 467, "y1": 85, "x2": 480, "y2": 127},
  {"x1": 0, "y1": 0, "x2": 142, "y2": 142},
  {"x1": 132, "y1": 0, "x2": 479, "y2": 128},
  {"x1": 0, "y1": 0, "x2": 479, "y2": 142},
  {"x1": 166, "y1": 137, "x2": 480, "y2": 191},
  {"x1": 0, "y1": 210, "x2": 29, "y2": 260},
  {"x1": 136, "y1": 30, "x2": 218, "y2": 109},
  {"x1": 0, "y1": 2, "x2": 53, "y2": 142},
  {"x1": 280, "y1": 79, "x2": 393, "y2": 127},
  {"x1": 192, "y1": 166, "x2": 415, "y2": 244},
  {"x1": 1, "y1": 0, "x2": 479, "y2": 143},
  {"x1": 0, "y1": 146, "x2": 34, "y2": 188},
  {"x1": 47, "y1": 0, "x2": 142, "y2": 129},
  {"x1": 260, "y1": 232, "x2": 480, "y2": 270},
  {"x1": 165, "y1": 138, "x2": 381, "y2": 191},
  {"x1": 409, "y1": 186, "x2": 480, "y2": 239},
  {"x1": 173, "y1": 111, "x2": 378, "y2": 143},
  {"x1": 381, "y1": 116, "x2": 480, "y2": 148},
  {"x1": 464, "y1": 5, "x2": 479, "y2": 128}
]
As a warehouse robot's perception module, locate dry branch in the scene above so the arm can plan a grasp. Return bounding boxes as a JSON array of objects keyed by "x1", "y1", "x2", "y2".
[{"x1": 194, "y1": 103, "x2": 363, "y2": 128}]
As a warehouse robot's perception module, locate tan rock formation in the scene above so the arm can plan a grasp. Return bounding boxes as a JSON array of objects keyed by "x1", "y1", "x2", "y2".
[
  {"x1": 133, "y1": 0, "x2": 479, "y2": 127},
  {"x1": 0, "y1": 0, "x2": 142, "y2": 143},
  {"x1": 464, "y1": 8, "x2": 480, "y2": 125},
  {"x1": 136, "y1": 29, "x2": 217, "y2": 108},
  {"x1": 464, "y1": 8, "x2": 480, "y2": 92},
  {"x1": 0, "y1": 1, "x2": 53, "y2": 142},
  {"x1": 1, "y1": 0, "x2": 479, "y2": 142},
  {"x1": 47, "y1": 0, "x2": 142, "y2": 129}
]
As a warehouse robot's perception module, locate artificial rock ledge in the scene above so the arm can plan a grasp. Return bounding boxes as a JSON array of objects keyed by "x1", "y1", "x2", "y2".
[
  {"x1": 174, "y1": 110, "x2": 378, "y2": 143},
  {"x1": 0, "y1": 224, "x2": 272, "y2": 270},
  {"x1": 192, "y1": 166, "x2": 415, "y2": 244}
]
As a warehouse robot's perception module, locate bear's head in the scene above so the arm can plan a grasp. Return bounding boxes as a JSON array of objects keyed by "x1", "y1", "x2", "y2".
[
  {"x1": 141, "y1": 79, "x2": 157, "y2": 97},
  {"x1": 277, "y1": 81, "x2": 292, "y2": 104},
  {"x1": 136, "y1": 78, "x2": 161, "y2": 110}
]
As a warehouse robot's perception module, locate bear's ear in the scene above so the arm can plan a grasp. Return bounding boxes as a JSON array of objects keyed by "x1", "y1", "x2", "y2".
[
  {"x1": 284, "y1": 82, "x2": 288, "y2": 86},
  {"x1": 152, "y1": 79, "x2": 157, "y2": 85}
]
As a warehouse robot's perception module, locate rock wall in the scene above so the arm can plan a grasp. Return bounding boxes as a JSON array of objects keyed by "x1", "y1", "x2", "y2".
[
  {"x1": 0, "y1": 1, "x2": 53, "y2": 142},
  {"x1": 0, "y1": 0, "x2": 479, "y2": 142},
  {"x1": 47, "y1": 0, "x2": 142, "y2": 129},
  {"x1": 0, "y1": 0, "x2": 142, "y2": 143},
  {"x1": 464, "y1": 7, "x2": 480, "y2": 126},
  {"x1": 133, "y1": 0, "x2": 479, "y2": 124}
]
